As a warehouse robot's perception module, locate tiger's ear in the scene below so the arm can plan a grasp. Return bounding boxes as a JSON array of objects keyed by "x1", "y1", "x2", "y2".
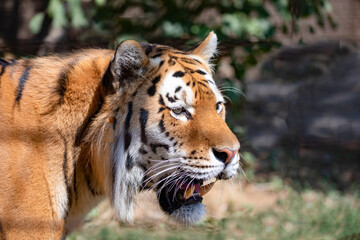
[
  {"x1": 106, "y1": 40, "x2": 148, "y2": 91},
  {"x1": 190, "y1": 31, "x2": 218, "y2": 62}
]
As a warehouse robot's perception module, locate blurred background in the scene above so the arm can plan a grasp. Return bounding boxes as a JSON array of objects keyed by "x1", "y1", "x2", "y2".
[{"x1": 1, "y1": 0, "x2": 360, "y2": 239}]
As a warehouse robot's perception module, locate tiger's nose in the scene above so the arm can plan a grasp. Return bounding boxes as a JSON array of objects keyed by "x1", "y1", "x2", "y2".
[{"x1": 212, "y1": 147, "x2": 239, "y2": 165}]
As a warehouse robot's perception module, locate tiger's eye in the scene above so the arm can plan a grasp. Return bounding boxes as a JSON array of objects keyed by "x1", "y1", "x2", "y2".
[{"x1": 172, "y1": 107, "x2": 183, "y2": 115}]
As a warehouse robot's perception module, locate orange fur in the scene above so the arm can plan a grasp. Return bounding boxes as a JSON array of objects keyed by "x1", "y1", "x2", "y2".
[{"x1": 0, "y1": 33, "x2": 240, "y2": 239}]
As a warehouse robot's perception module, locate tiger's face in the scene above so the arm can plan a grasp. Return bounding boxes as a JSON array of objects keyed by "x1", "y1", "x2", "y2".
[{"x1": 109, "y1": 32, "x2": 240, "y2": 224}]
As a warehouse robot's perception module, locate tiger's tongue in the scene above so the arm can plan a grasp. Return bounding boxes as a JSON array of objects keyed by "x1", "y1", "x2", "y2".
[{"x1": 182, "y1": 182, "x2": 215, "y2": 200}]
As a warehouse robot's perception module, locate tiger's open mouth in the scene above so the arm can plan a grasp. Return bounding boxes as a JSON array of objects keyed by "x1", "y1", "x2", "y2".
[{"x1": 157, "y1": 177, "x2": 217, "y2": 215}]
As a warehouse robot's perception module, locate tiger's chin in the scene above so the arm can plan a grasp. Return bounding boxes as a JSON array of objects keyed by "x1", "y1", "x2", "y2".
[
  {"x1": 157, "y1": 177, "x2": 217, "y2": 224},
  {"x1": 170, "y1": 202, "x2": 206, "y2": 225}
]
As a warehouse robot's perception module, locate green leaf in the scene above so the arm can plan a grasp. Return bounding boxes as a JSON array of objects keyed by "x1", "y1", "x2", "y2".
[
  {"x1": 48, "y1": 0, "x2": 68, "y2": 28},
  {"x1": 29, "y1": 12, "x2": 45, "y2": 34},
  {"x1": 324, "y1": 0, "x2": 333, "y2": 13},
  {"x1": 67, "y1": 0, "x2": 88, "y2": 28},
  {"x1": 95, "y1": 0, "x2": 106, "y2": 7},
  {"x1": 162, "y1": 21, "x2": 184, "y2": 37}
]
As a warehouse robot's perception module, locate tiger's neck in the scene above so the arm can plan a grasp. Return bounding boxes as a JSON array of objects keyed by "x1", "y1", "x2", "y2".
[
  {"x1": 61, "y1": 51, "x2": 147, "y2": 231},
  {"x1": 61, "y1": 56, "x2": 118, "y2": 231}
]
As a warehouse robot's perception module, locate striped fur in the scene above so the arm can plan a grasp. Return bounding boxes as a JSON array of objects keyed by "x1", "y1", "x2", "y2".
[{"x1": 0, "y1": 32, "x2": 240, "y2": 239}]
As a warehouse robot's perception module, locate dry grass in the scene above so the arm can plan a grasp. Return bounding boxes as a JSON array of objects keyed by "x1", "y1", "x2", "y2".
[{"x1": 67, "y1": 178, "x2": 360, "y2": 240}]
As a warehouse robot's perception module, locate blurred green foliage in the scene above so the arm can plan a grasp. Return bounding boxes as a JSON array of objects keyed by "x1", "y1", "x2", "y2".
[{"x1": 30, "y1": 0, "x2": 335, "y2": 81}]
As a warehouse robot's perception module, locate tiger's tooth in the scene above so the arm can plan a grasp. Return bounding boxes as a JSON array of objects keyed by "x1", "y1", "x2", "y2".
[
  {"x1": 183, "y1": 185, "x2": 195, "y2": 200},
  {"x1": 199, "y1": 182, "x2": 215, "y2": 197},
  {"x1": 202, "y1": 177, "x2": 217, "y2": 186}
]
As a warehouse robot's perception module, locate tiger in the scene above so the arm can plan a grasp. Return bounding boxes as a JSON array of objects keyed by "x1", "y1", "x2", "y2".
[{"x1": 0, "y1": 32, "x2": 240, "y2": 239}]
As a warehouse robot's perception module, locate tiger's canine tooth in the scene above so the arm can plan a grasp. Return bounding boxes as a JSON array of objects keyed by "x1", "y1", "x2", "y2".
[
  {"x1": 183, "y1": 185, "x2": 195, "y2": 200},
  {"x1": 199, "y1": 182, "x2": 215, "y2": 197},
  {"x1": 202, "y1": 177, "x2": 217, "y2": 186}
]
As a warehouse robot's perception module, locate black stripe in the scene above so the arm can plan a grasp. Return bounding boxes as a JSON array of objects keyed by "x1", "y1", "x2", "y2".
[
  {"x1": 193, "y1": 58, "x2": 203, "y2": 65},
  {"x1": 139, "y1": 147, "x2": 148, "y2": 155},
  {"x1": 168, "y1": 58, "x2": 176, "y2": 66},
  {"x1": 126, "y1": 155, "x2": 134, "y2": 170},
  {"x1": 0, "y1": 60, "x2": 16, "y2": 96},
  {"x1": 166, "y1": 93, "x2": 176, "y2": 103},
  {"x1": 147, "y1": 75, "x2": 161, "y2": 96},
  {"x1": 57, "y1": 70, "x2": 69, "y2": 98},
  {"x1": 111, "y1": 135, "x2": 120, "y2": 199},
  {"x1": 124, "y1": 132, "x2": 132, "y2": 151},
  {"x1": 150, "y1": 143, "x2": 170, "y2": 154},
  {"x1": 207, "y1": 80, "x2": 215, "y2": 85},
  {"x1": 186, "y1": 41, "x2": 202, "y2": 52},
  {"x1": 197, "y1": 81, "x2": 208, "y2": 88},
  {"x1": 159, "y1": 95, "x2": 165, "y2": 106},
  {"x1": 74, "y1": 89, "x2": 104, "y2": 147},
  {"x1": 145, "y1": 45, "x2": 153, "y2": 55},
  {"x1": 0, "y1": 59, "x2": 15, "y2": 76},
  {"x1": 112, "y1": 117, "x2": 117, "y2": 130},
  {"x1": 124, "y1": 102, "x2": 133, "y2": 151},
  {"x1": 138, "y1": 163, "x2": 147, "y2": 172},
  {"x1": 156, "y1": 46, "x2": 172, "y2": 52},
  {"x1": 58, "y1": 130, "x2": 71, "y2": 217},
  {"x1": 101, "y1": 65, "x2": 116, "y2": 94},
  {"x1": 73, "y1": 160, "x2": 78, "y2": 201},
  {"x1": 140, "y1": 108, "x2": 149, "y2": 144},
  {"x1": 15, "y1": 66, "x2": 31, "y2": 104},
  {"x1": 180, "y1": 58, "x2": 197, "y2": 65},
  {"x1": 151, "y1": 53, "x2": 162, "y2": 58},
  {"x1": 0, "y1": 218, "x2": 5, "y2": 240},
  {"x1": 196, "y1": 69, "x2": 206, "y2": 75},
  {"x1": 158, "y1": 119, "x2": 166, "y2": 133},
  {"x1": 0, "y1": 59, "x2": 9, "y2": 65},
  {"x1": 152, "y1": 75, "x2": 161, "y2": 84},
  {"x1": 169, "y1": 55, "x2": 178, "y2": 60},
  {"x1": 172, "y1": 51, "x2": 189, "y2": 55},
  {"x1": 173, "y1": 71, "x2": 185, "y2": 78},
  {"x1": 55, "y1": 58, "x2": 79, "y2": 103},
  {"x1": 125, "y1": 102, "x2": 133, "y2": 129},
  {"x1": 85, "y1": 164, "x2": 98, "y2": 196},
  {"x1": 175, "y1": 86, "x2": 182, "y2": 93},
  {"x1": 147, "y1": 86, "x2": 156, "y2": 96},
  {"x1": 41, "y1": 61, "x2": 80, "y2": 115}
]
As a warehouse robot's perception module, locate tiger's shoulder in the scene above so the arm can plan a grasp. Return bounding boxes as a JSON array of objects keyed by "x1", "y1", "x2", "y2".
[{"x1": 0, "y1": 49, "x2": 114, "y2": 116}]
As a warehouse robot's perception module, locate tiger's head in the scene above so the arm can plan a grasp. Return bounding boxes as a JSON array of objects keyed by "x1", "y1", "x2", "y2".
[{"x1": 102, "y1": 32, "x2": 240, "y2": 224}]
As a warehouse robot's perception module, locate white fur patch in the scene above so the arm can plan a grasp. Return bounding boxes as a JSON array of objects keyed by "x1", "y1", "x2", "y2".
[
  {"x1": 160, "y1": 72, "x2": 194, "y2": 107},
  {"x1": 112, "y1": 117, "x2": 143, "y2": 222},
  {"x1": 221, "y1": 153, "x2": 241, "y2": 179},
  {"x1": 205, "y1": 76, "x2": 224, "y2": 103},
  {"x1": 52, "y1": 179, "x2": 68, "y2": 221},
  {"x1": 160, "y1": 71, "x2": 195, "y2": 121},
  {"x1": 170, "y1": 203, "x2": 206, "y2": 225},
  {"x1": 149, "y1": 57, "x2": 163, "y2": 67},
  {"x1": 195, "y1": 33, "x2": 218, "y2": 62}
]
